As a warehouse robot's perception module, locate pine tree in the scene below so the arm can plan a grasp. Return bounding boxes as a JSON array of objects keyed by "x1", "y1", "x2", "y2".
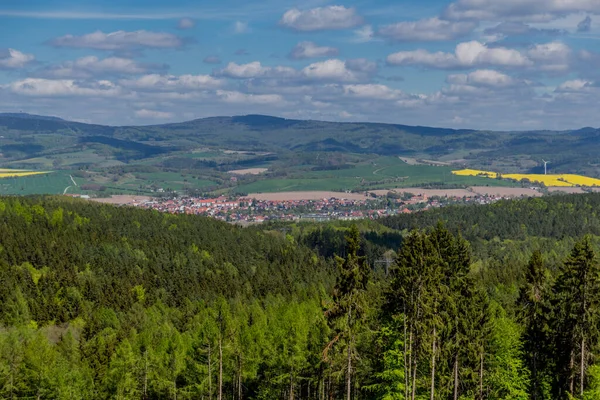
[
  {"x1": 326, "y1": 225, "x2": 370, "y2": 400},
  {"x1": 518, "y1": 250, "x2": 550, "y2": 399},
  {"x1": 552, "y1": 237, "x2": 600, "y2": 398},
  {"x1": 384, "y1": 225, "x2": 490, "y2": 400},
  {"x1": 385, "y1": 229, "x2": 442, "y2": 400}
]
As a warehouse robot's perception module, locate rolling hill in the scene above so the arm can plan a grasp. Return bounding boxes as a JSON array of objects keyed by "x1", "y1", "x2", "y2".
[{"x1": 0, "y1": 112, "x2": 599, "y2": 176}]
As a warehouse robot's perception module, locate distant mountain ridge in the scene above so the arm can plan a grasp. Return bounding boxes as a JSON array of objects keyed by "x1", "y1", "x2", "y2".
[
  {"x1": 0, "y1": 112, "x2": 599, "y2": 174},
  {"x1": 0, "y1": 112, "x2": 64, "y2": 122}
]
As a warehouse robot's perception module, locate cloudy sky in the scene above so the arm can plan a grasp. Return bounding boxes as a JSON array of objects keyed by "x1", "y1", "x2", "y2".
[{"x1": 1, "y1": 0, "x2": 600, "y2": 130}]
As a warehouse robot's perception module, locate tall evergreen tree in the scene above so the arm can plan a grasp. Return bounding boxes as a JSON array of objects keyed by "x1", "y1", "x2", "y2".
[
  {"x1": 384, "y1": 225, "x2": 490, "y2": 400},
  {"x1": 552, "y1": 237, "x2": 600, "y2": 398},
  {"x1": 326, "y1": 225, "x2": 370, "y2": 400},
  {"x1": 518, "y1": 250, "x2": 551, "y2": 399}
]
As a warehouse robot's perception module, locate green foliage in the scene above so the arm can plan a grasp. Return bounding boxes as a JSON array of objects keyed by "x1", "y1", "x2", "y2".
[
  {"x1": 583, "y1": 365, "x2": 600, "y2": 400},
  {"x1": 550, "y1": 236, "x2": 600, "y2": 398},
  {"x1": 486, "y1": 301, "x2": 530, "y2": 400},
  {"x1": 2, "y1": 193, "x2": 600, "y2": 399}
]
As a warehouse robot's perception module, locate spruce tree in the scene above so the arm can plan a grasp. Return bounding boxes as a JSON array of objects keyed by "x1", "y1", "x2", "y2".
[
  {"x1": 326, "y1": 225, "x2": 370, "y2": 400},
  {"x1": 552, "y1": 237, "x2": 600, "y2": 398},
  {"x1": 518, "y1": 250, "x2": 550, "y2": 400}
]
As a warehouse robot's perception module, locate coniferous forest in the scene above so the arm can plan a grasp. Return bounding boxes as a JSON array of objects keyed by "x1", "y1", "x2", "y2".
[{"x1": 3, "y1": 195, "x2": 600, "y2": 398}]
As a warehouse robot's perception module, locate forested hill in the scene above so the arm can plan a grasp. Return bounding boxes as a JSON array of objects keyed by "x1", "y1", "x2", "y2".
[
  {"x1": 381, "y1": 193, "x2": 600, "y2": 241},
  {"x1": 0, "y1": 196, "x2": 336, "y2": 398},
  {"x1": 2, "y1": 113, "x2": 600, "y2": 172},
  {"x1": 0, "y1": 196, "x2": 331, "y2": 319},
  {"x1": 6, "y1": 195, "x2": 600, "y2": 398}
]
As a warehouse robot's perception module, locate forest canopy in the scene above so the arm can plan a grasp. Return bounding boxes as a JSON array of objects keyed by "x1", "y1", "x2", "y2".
[{"x1": 2, "y1": 194, "x2": 600, "y2": 398}]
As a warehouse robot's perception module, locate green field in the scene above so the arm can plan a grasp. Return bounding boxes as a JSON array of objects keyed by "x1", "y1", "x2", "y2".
[
  {"x1": 0, "y1": 172, "x2": 73, "y2": 195},
  {"x1": 0, "y1": 156, "x2": 522, "y2": 197},
  {"x1": 120, "y1": 171, "x2": 218, "y2": 191},
  {"x1": 236, "y1": 157, "x2": 518, "y2": 193}
]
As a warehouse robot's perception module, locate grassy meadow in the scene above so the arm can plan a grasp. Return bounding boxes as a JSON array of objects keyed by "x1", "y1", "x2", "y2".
[{"x1": 236, "y1": 157, "x2": 517, "y2": 193}]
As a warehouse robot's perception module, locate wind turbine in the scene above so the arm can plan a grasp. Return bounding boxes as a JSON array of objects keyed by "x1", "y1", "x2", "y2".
[{"x1": 542, "y1": 159, "x2": 549, "y2": 175}]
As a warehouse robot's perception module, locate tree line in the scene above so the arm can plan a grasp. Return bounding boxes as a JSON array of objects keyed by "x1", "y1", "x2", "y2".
[{"x1": 2, "y1": 195, "x2": 600, "y2": 398}]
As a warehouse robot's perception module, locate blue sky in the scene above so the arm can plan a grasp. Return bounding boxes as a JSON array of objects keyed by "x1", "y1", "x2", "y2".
[{"x1": 1, "y1": 0, "x2": 600, "y2": 130}]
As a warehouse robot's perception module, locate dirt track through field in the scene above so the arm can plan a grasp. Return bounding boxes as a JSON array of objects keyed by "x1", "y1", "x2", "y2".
[
  {"x1": 371, "y1": 188, "x2": 475, "y2": 197},
  {"x1": 470, "y1": 187, "x2": 542, "y2": 197},
  {"x1": 90, "y1": 195, "x2": 152, "y2": 205},
  {"x1": 228, "y1": 168, "x2": 268, "y2": 175},
  {"x1": 372, "y1": 186, "x2": 544, "y2": 197},
  {"x1": 247, "y1": 191, "x2": 369, "y2": 201}
]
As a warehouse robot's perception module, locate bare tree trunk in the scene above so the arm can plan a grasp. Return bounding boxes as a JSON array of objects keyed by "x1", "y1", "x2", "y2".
[
  {"x1": 453, "y1": 356, "x2": 458, "y2": 400},
  {"x1": 411, "y1": 355, "x2": 417, "y2": 400},
  {"x1": 218, "y1": 337, "x2": 223, "y2": 400},
  {"x1": 208, "y1": 344, "x2": 212, "y2": 400},
  {"x1": 320, "y1": 375, "x2": 324, "y2": 400},
  {"x1": 347, "y1": 337, "x2": 352, "y2": 400},
  {"x1": 10, "y1": 369, "x2": 13, "y2": 400},
  {"x1": 532, "y1": 348, "x2": 537, "y2": 400},
  {"x1": 405, "y1": 314, "x2": 411, "y2": 400},
  {"x1": 412, "y1": 301, "x2": 422, "y2": 400},
  {"x1": 289, "y1": 370, "x2": 294, "y2": 400},
  {"x1": 581, "y1": 337, "x2": 586, "y2": 396},
  {"x1": 238, "y1": 356, "x2": 243, "y2": 400},
  {"x1": 327, "y1": 368, "x2": 333, "y2": 399},
  {"x1": 144, "y1": 349, "x2": 148, "y2": 400},
  {"x1": 347, "y1": 305, "x2": 352, "y2": 400},
  {"x1": 569, "y1": 350, "x2": 574, "y2": 395},
  {"x1": 430, "y1": 327, "x2": 436, "y2": 400},
  {"x1": 479, "y1": 351, "x2": 484, "y2": 400}
]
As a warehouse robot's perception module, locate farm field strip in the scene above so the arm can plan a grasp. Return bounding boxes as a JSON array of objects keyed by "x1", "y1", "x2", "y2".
[
  {"x1": 453, "y1": 169, "x2": 600, "y2": 187},
  {"x1": 0, "y1": 169, "x2": 50, "y2": 178}
]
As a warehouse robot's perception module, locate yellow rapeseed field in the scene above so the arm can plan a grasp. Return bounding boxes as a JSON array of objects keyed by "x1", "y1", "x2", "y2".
[
  {"x1": 0, "y1": 169, "x2": 49, "y2": 179},
  {"x1": 453, "y1": 169, "x2": 500, "y2": 178},
  {"x1": 452, "y1": 169, "x2": 600, "y2": 187}
]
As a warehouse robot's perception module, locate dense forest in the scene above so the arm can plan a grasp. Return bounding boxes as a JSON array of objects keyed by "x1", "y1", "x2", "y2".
[{"x1": 3, "y1": 195, "x2": 600, "y2": 398}]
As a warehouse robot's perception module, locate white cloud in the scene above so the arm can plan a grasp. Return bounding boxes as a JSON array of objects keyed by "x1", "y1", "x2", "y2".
[
  {"x1": 345, "y1": 58, "x2": 378, "y2": 73},
  {"x1": 447, "y1": 69, "x2": 519, "y2": 87},
  {"x1": 483, "y1": 21, "x2": 564, "y2": 37},
  {"x1": 0, "y1": 48, "x2": 35, "y2": 69},
  {"x1": 289, "y1": 41, "x2": 339, "y2": 60},
  {"x1": 527, "y1": 42, "x2": 572, "y2": 72},
  {"x1": 444, "y1": 0, "x2": 600, "y2": 22},
  {"x1": 233, "y1": 21, "x2": 250, "y2": 34},
  {"x1": 177, "y1": 18, "x2": 195, "y2": 30},
  {"x1": 216, "y1": 90, "x2": 285, "y2": 105},
  {"x1": 387, "y1": 49, "x2": 458, "y2": 69},
  {"x1": 301, "y1": 59, "x2": 362, "y2": 82},
  {"x1": 38, "y1": 56, "x2": 160, "y2": 78},
  {"x1": 121, "y1": 74, "x2": 222, "y2": 91},
  {"x1": 353, "y1": 25, "x2": 376, "y2": 43},
  {"x1": 378, "y1": 17, "x2": 477, "y2": 41},
  {"x1": 279, "y1": 6, "x2": 363, "y2": 31},
  {"x1": 387, "y1": 41, "x2": 532, "y2": 69},
  {"x1": 556, "y1": 79, "x2": 593, "y2": 92},
  {"x1": 216, "y1": 59, "x2": 374, "y2": 83},
  {"x1": 216, "y1": 62, "x2": 297, "y2": 79},
  {"x1": 342, "y1": 84, "x2": 403, "y2": 100},
  {"x1": 135, "y1": 109, "x2": 174, "y2": 119},
  {"x1": 8, "y1": 78, "x2": 122, "y2": 97},
  {"x1": 50, "y1": 30, "x2": 184, "y2": 51}
]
